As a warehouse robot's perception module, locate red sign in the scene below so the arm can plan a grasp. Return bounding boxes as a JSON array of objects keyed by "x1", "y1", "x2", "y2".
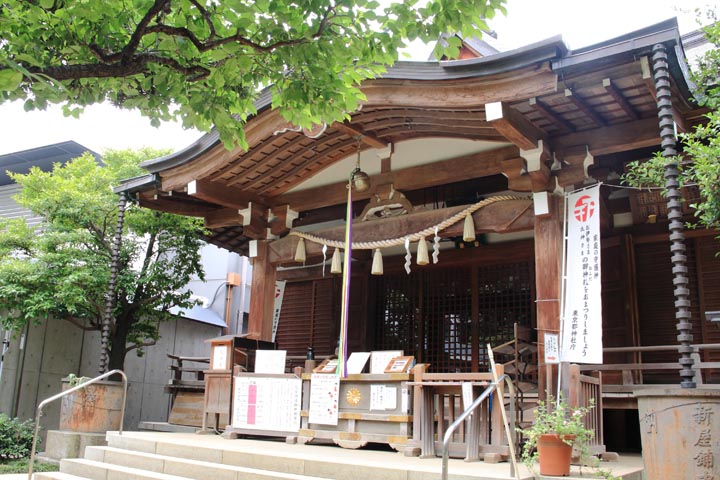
[{"x1": 573, "y1": 195, "x2": 596, "y2": 222}]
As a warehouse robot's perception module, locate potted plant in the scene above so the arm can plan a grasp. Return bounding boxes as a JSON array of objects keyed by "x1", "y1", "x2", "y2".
[{"x1": 518, "y1": 397, "x2": 616, "y2": 479}]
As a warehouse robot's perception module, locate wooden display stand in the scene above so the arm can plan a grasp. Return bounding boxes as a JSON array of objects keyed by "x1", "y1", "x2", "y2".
[
  {"x1": 294, "y1": 373, "x2": 414, "y2": 451},
  {"x1": 222, "y1": 370, "x2": 303, "y2": 439},
  {"x1": 200, "y1": 335, "x2": 274, "y2": 433}
]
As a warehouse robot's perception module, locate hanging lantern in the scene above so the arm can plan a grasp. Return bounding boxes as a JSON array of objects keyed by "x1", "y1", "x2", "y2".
[
  {"x1": 463, "y1": 213, "x2": 476, "y2": 242},
  {"x1": 371, "y1": 248, "x2": 384, "y2": 275},
  {"x1": 294, "y1": 238, "x2": 306, "y2": 263},
  {"x1": 416, "y1": 237, "x2": 429, "y2": 266},
  {"x1": 350, "y1": 136, "x2": 371, "y2": 192},
  {"x1": 331, "y1": 247, "x2": 343, "y2": 274}
]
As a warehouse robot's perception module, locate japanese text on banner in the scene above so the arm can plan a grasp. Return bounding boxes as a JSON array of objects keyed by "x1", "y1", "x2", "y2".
[{"x1": 561, "y1": 185, "x2": 603, "y2": 364}]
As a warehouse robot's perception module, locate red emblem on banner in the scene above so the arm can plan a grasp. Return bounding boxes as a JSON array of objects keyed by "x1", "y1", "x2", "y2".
[{"x1": 573, "y1": 195, "x2": 595, "y2": 222}]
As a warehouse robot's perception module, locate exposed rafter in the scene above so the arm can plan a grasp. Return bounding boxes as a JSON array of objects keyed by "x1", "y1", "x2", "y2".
[
  {"x1": 603, "y1": 78, "x2": 639, "y2": 121},
  {"x1": 333, "y1": 121, "x2": 390, "y2": 149},
  {"x1": 529, "y1": 97, "x2": 576, "y2": 132},
  {"x1": 564, "y1": 88, "x2": 606, "y2": 127}
]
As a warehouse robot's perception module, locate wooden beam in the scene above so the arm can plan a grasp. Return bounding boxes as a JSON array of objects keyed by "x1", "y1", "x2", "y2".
[
  {"x1": 534, "y1": 194, "x2": 563, "y2": 400},
  {"x1": 361, "y1": 65, "x2": 558, "y2": 108},
  {"x1": 137, "y1": 192, "x2": 215, "y2": 217},
  {"x1": 552, "y1": 117, "x2": 660, "y2": 157},
  {"x1": 269, "y1": 198, "x2": 533, "y2": 264},
  {"x1": 247, "y1": 241, "x2": 276, "y2": 341},
  {"x1": 333, "y1": 121, "x2": 390, "y2": 149},
  {"x1": 529, "y1": 97, "x2": 576, "y2": 132},
  {"x1": 564, "y1": 88, "x2": 606, "y2": 127},
  {"x1": 486, "y1": 101, "x2": 544, "y2": 150},
  {"x1": 603, "y1": 78, "x2": 639, "y2": 121},
  {"x1": 205, "y1": 208, "x2": 244, "y2": 229},
  {"x1": 270, "y1": 146, "x2": 519, "y2": 211},
  {"x1": 187, "y1": 178, "x2": 264, "y2": 209}
]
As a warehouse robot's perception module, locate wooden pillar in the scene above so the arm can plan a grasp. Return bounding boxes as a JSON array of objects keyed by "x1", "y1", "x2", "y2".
[
  {"x1": 534, "y1": 194, "x2": 563, "y2": 399},
  {"x1": 248, "y1": 240, "x2": 276, "y2": 341}
]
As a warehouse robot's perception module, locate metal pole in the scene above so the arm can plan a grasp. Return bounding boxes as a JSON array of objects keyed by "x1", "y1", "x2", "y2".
[
  {"x1": 651, "y1": 43, "x2": 696, "y2": 388},
  {"x1": 28, "y1": 369, "x2": 128, "y2": 480},
  {"x1": 99, "y1": 193, "x2": 128, "y2": 374}
]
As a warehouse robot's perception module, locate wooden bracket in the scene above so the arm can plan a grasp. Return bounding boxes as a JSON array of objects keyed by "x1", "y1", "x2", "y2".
[
  {"x1": 555, "y1": 145, "x2": 594, "y2": 188},
  {"x1": 486, "y1": 101, "x2": 544, "y2": 150},
  {"x1": 269, "y1": 204, "x2": 299, "y2": 236},
  {"x1": 501, "y1": 157, "x2": 532, "y2": 192},
  {"x1": 521, "y1": 140, "x2": 554, "y2": 192},
  {"x1": 238, "y1": 202, "x2": 268, "y2": 240}
]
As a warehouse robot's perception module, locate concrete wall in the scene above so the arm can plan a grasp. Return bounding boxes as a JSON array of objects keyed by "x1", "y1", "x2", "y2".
[{"x1": 0, "y1": 318, "x2": 221, "y2": 433}]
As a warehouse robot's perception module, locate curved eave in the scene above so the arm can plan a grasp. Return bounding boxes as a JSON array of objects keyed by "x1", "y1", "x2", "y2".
[
  {"x1": 138, "y1": 37, "x2": 568, "y2": 176},
  {"x1": 552, "y1": 18, "x2": 696, "y2": 105}
]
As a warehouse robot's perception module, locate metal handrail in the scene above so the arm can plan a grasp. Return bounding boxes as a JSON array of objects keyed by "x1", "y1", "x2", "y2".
[
  {"x1": 441, "y1": 373, "x2": 517, "y2": 480},
  {"x1": 27, "y1": 369, "x2": 128, "y2": 480}
]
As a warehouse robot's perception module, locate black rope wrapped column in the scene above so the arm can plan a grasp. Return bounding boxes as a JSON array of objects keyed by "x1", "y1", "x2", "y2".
[
  {"x1": 652, "y1": 43, "x2": 696, "y2": 388},
  {"x1": 99, "y1": 192, "x2": 128, "y2": 374}
]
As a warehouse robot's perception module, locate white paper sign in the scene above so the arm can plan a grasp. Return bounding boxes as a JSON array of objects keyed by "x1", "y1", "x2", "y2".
[
  {"x1": 462, "y1": 382, "x2": 474, "y2": 410},
  {"x1": 544, "y1": 333, "x2": 560, "y2": 364},
  {"x1": 370, "y1": 350, "x2": 403, "y2": 374},
  {"x1": 212, "y1": 345, "x2": 228, "y2": 370},
  {"x1": 346, "y1": 352, "x2": 371, "y2": 374},
  {"x1": 401, "y1": 388, "x2": 409, "y2": 413},
  {"x1": 271, "y1": 280, "x2": 286, "y2": 343},
  {"x1": 309, "y1": 374, "x2": 340, "y2": 425},
  {"x1": 561, "y1": 186, "x2": 603, "y2": 364},
  {"x1": 254, "y1": 350, "x2": 287, "y2": 374},
  {"x1": 231, "y1": 376, "x2": 301, "y2": 432}
]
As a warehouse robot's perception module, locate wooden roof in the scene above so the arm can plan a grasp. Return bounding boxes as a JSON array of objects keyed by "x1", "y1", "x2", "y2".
[{"x1": 116, "y1": 18, "x2": 702, "y2": 257}]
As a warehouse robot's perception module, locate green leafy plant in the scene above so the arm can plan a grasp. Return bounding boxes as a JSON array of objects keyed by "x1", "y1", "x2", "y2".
[
  {"x1": 0, "y1": 150, "x2": 206, "y2": 371},
  {"x1": 0, "y1": 414, "x2": 36, "y2": 461},
  {"x1": 518, "y1": 397, "x2": 617, "y2": 479},
  {"x1": 624, "y1": 9, "x2": 720, "y2": 236},
  {"x1": 0, "y1": 0, "x2": 507, "y2": 148},
  {"x1": 65, "y1": 373, "x2": 91, "y2": 387}
]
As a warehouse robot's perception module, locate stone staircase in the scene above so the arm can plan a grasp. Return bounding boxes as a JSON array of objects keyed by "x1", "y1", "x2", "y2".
[{"x1": 34, "y1": 431, "x2": 527, "y2": 480}]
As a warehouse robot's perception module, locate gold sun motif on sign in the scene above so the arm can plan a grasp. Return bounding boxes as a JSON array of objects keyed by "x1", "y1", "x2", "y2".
[{"x1": 346, "y1": 388, "x2": 362, "y2": 406}]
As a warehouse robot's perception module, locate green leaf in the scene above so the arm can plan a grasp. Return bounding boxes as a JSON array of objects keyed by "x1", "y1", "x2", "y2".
[{"x1": 0, "y1": 69, "x2": 23, "y2": 92}]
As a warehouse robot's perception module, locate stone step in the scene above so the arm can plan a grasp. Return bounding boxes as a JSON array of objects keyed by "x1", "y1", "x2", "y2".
[
  {"x1": 85, "y1": 445, "x2": 331, "y2": 480},
  {"x1": 104, "y1": 431, "x2": 518, "y2": 480},
  {"x1": 34, "y1": 472, "x2": 88, "y2": 480},
  {"x1": 60, "y1": 458, "x2": 189, "y2": 480}
]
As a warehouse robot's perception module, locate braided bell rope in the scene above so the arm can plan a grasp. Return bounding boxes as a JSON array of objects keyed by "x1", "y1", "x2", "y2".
[{"x1": 288, "y1": 195, "x2": 525, "y2": 250}]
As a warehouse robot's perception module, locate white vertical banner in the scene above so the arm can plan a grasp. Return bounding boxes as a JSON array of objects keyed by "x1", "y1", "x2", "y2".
[
  {"x1": 561, "y1": 185, "x2": 603, "y2": 364},
  {"x1": 271, "y1": 280, "x2": 286, "y2": 343}
]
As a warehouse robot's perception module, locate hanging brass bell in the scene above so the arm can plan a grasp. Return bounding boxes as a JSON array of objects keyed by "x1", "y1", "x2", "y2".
[{"x1": 351, "y1": 168, "x2": 371, "y2": 192}]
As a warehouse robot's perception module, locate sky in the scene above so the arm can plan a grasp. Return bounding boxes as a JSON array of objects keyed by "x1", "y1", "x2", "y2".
[{"x1": 0, "y1": 0, "x2": 714, "y2": 157}]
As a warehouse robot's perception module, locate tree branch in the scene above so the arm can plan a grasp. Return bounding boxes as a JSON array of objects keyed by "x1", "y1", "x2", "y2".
[
  {"x1": 63, "y1": 315, "x2": 100, "y2": 331},
  {"x1": 125, "y1": 339, "x2": 157, "y2": 354},
  {"x1": 122, "y1": 0, "x2": 172, "y2": 64}
]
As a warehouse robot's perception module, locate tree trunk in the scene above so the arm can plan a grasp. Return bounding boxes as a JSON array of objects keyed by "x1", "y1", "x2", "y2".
[{"x1": 107, "y1": 320, "x2": 129, "y2": 372}]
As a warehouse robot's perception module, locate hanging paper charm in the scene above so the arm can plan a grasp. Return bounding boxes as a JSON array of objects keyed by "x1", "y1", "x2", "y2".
[
  {"x1": 404, "y1": 237, "x2": 412, "y2": 274},
  {"x1": 433, "y1": 227, "x2": 440, "y2": 264}
]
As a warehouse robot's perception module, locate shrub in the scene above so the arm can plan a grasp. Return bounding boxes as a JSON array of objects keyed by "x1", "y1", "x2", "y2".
[{"x1": 0, "y1": 414, "x2": 36, "y2": 461}]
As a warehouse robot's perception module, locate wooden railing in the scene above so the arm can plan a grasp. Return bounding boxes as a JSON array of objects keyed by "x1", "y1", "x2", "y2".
[
  {"x1": 568, "y1": 364, "x2": 604, "y2": 455},
  {"x1": 408, "y1": 364, "x2": 511, "y2": 462},
  {"x1": 578, "y1": 343, "x2": 720, "y2": 390}
]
